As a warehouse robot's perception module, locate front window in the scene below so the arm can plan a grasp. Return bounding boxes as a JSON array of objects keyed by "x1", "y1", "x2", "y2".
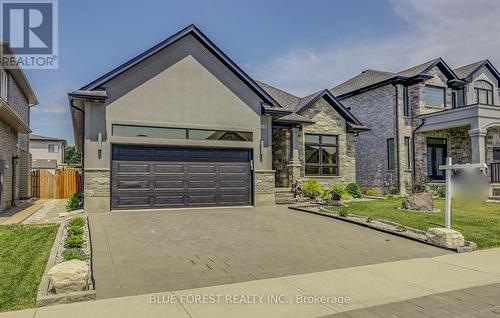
[
  {"x1": 404, "y1": 137, "x2": 411, "y2": 169},
  {"x1": 48, "y1": 144, "x2": 59, "y2": 153},
  {"x1": 0, "y1": 69, "x2": 7, "y2": 101},
  {"x1": 452, "y1": 89, "x2": 464, "y2": 108},
  {"x1": 425, "y1": 85, "x2": 446, "y2": 107},
  {"x1": 387, "y1": 138, "x2": 395, "y2": 170},
  {"x1": 494, "y1": 147, "x2": 500, "y2": 161},
  {"x1": 475, "y1": 80, "x2": 494, "y2": 105},
  {"x1": 112, "y1": 124, "x2": 252, "y2": 141},
  {"x1": 304, "y1": 134, "x2": 338, "y2": 176}
]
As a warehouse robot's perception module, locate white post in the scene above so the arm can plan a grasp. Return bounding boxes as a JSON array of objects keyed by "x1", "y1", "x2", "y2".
[{"x1": 445, "y1": 157, "x2": 452, "y2": 229}]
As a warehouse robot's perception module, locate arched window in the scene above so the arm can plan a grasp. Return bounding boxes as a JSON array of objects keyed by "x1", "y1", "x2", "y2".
[{"x1": 474, "y1": 80, "x2": 494, "y2": 105}]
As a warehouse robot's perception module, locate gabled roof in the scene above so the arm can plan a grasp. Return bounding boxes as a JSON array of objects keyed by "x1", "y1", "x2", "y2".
[
  {"x1": 257, "y1": 81, "x2": 368, "y2": 131},
  {"x1": 331, "y1": 70, "x2": 395, "y2": 97},
  {"x1": 332, "y1": 58, "x2": 462, "y2": 99},
  {"x1": 454, "y1": 59, "x2": 500, "y2": 82},
  {"x1": 75, "y1": 24, "x2": 276, "y2": 106}
]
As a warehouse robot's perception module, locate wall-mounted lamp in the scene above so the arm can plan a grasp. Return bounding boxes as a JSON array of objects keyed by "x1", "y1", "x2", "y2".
[{"x1": 97, "y1": 133, "x2": 103, "y2": 159}]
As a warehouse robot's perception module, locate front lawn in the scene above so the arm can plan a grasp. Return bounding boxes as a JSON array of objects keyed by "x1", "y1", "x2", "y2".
[
  {"x1": 328, "y1": 198, "x2": 500, "y2": 249},
  {"x1": 0, "y1": 224, "x2": 58, "y2": 312}
]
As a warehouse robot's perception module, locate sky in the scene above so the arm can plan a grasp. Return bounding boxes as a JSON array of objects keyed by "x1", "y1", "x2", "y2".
[{"x1": 25, "y1": 0, "x2": 500, "y2": 145}]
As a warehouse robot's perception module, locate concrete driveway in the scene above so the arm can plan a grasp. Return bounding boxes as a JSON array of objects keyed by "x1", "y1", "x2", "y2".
[{"x1": 89, "y1": 205, "x2": 450, "y2": 299}]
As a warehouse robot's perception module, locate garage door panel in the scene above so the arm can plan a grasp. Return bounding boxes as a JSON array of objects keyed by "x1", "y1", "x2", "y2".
[
  {"x1": 112, "y1": 146, "x2": 251, "y2": 210},
  {"x1": 154, "y1": 163, "x2": 185, "y2": 174},
  {"x1": 154, "y1": 180, "x2": 186, "y2": 190}
]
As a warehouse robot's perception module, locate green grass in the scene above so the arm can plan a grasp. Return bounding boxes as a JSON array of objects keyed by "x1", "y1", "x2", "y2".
[
  {"x1": 328, "y1": 198, "x2": 500, "y2": 249},
  {"x1": 0, "y1": 224, "x2": 58, "y2": 312}
]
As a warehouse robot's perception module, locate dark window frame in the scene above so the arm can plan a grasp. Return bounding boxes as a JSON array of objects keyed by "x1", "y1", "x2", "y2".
[
  {"x1": 48, "y1": 144, "x2": 59, "y2": 153},
  {"x1": 451, "y1": 89, "x2": 465, "y2": 109},
  {"x1": 403, "y1": 86, "x2": 410, "y2": 117},
  {"x1": 424, "y1": 85, "x2": 446, "y2": 107},
  {"x1": 493, "y1": 147, "x2": 500, "y2": 162},
  {"x1": 304, "y1": 133, "x2": 339, "y2": 176},
  {"x1": 475, "y1": 88, "x2": 493, "y2": 105},
  {"x1": 111, "y1": 124, "x2": 253, "y2": 142},
  {"x1": 387, "y1": 138, "x2": 395, "y2": 170},
  {"x1": 404, "y1": 137, "x2": 411, "y2": 170}
]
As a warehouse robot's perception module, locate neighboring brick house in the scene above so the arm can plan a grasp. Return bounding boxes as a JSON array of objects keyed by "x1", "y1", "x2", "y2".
[
  {"x1": 0, "y1": 42, "x2": 38, "y2": 212},
  {"x1": 69, "y1": 25, "x2": 368, "y2": 212},
  {"x1": 332, "y1": 58, "x2": 500, "y2": 197}
]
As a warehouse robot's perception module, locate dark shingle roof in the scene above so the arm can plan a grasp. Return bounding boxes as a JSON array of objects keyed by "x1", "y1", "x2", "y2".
[
  {"x1": 255, "y1": 81, "x2": 300, "y2": 110},
  {"x1": 396, "y1": 58, "x2": 440, "y2": 77},
  {"x1": 331, "y1": 70, "x2": 395, "y2": 96},
  {"x1": 454, "y1": 60, "x2": 487, "y2": 79}
]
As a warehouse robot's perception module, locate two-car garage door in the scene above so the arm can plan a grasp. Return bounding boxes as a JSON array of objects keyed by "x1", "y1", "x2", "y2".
[{"x1": 111, "y1": 145, "x2": 252, "y2": 210}]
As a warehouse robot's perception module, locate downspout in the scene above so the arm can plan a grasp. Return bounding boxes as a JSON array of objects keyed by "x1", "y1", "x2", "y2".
[
  {"x1": 70, "y1": 99, "x2": 85, "y2": 194},
  {"x1": 394, "y1": 85, "x2": 401, "y2": 193},
  {"x1": 412, "y1": 119, "x2": 425, "y2": 182}
]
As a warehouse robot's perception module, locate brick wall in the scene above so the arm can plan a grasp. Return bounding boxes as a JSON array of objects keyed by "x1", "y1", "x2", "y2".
[
  {"x1": 0, "y1": 118, "x2": 19, "y2": 211},
  {"x1": 341, "y1": 85, "x2": 396, "y2": 193}
]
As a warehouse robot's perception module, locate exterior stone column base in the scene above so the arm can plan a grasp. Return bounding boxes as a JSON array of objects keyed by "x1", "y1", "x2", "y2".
[
  {"x1": 287, "y1": 163, "x2": 301, "y2": 195},
  {"x1": 254, "y1": 170, "x2": 275, "y2": 206},
  {"x1": 83, "y1": 168, "x2": 110, "y2": 212}
]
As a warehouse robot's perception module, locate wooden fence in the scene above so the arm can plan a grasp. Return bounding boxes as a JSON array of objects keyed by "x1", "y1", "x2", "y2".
[{"x1": 31, "y1": 169, "x2": 82, "y2": 199}]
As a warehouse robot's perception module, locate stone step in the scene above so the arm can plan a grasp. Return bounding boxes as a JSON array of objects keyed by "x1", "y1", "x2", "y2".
[{"x1": 275, "y1": 189, "x2": 296, "y2": 204}]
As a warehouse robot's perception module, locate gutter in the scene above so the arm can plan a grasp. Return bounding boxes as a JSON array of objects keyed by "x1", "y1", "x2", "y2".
[
  {"x1": 393, "y1": 85, "x2": 401, "y2": 193},
  {"x1": 70, "y1": 99, "x2": 85, "y2": 194}
]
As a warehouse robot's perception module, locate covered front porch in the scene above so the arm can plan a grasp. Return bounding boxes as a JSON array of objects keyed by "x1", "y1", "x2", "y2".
[{"x1": 418, "y1": 103, "x2": 500, "y2": 197}]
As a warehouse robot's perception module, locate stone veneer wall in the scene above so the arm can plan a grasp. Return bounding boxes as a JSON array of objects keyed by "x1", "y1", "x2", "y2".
[
  {"x1": 254, "y1": 170, "x2": 275, "y2": 205},
  {"x1": 0, "y1": 118, "x2": 19, "y2": 211},
  {"x1": 83, "y1": 169, "x2": 110, "y2": 212},
  {"x1": 298, "y1": 97, "x2": 356, "y2": 188},
  {"x1": 486, "y1": 127, "x2": 500, "y2": 178},
  {"x1": 272, "y1": 128, "x2": 289, "y2": 187},
  {"x1": 414, "y1": 126, "x2": 471, "y2": 180}
]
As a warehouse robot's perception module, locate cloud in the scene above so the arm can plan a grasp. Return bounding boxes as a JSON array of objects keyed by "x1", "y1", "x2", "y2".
[
  {"x1": 249, "y1": 0, "x2": 500, "y2": 96},
  {"x1": 33, "y1": 104, "x2": 68, "y2": 114}
]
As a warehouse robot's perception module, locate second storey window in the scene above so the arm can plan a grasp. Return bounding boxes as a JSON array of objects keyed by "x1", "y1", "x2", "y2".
[
  {"x1": 48, "y1": 144, "x2": 59, "y2": 153},
  {"x1": 305, "y1": 134, "x2": 339, "y2": 176},
  {"x1": 0, "y1": 69, "x2": 7, "y2": 101},
  {"x1": 452, "y1": 89, "x2": 464, "y2": 108},
  {"x1": 475, "y1": 80, "x2": 493, "y2": 105},
  {"x1": 403, "y1": 86, "x2": 410, "y2": 116},
  {"x1": 425, "y1": 85, "x2": 445, "y2": 107}
]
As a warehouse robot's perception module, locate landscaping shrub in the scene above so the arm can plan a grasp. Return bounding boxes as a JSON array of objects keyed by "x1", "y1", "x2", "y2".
[
  {"x1": 66, "y1": 192, "x2": 83, "y2": 211},
  {"x1": 338, "y1": 207, "x2": 349, "y2": 217},
  {"x1": 345, "y1": 182, "x2": 362, "y2": 198},
  {"x1": 301, "y1": 179, "x2": 324, "y2": 198},
  {"x1": 69, "y1": 217, "x2": 86, "y2": 227},
  {"x1": 68, "y1": 225, "x2": 83, "y2": 236},
  {"x1": 427, "y1": 184, "x2": 446, "y2": 199},
  {"x1": 63, "y1": 249, "x2": 87, "y2": 261},
  {"x1": 409, "y1": 175, "x2": 429, "y2": 193},
  {"x1": 365, "y1": 188, "x2": 380, "y2": 196},
  {"x1": 325, "y1": 184, "x2": 352, "y2": 201},
  {"x1": 64, "y1": 234, "x2": 84, "y2": 248}
]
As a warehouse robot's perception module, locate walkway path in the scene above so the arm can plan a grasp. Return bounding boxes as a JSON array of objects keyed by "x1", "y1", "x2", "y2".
[{"x1": 2, "y1": 248, "x2": 499, "y2": 318}]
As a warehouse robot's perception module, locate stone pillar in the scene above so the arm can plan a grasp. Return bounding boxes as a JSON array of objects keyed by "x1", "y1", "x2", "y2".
[
  {"x1": 469, "y1": 129, "x2": 487, "y2": 164},
  {"x1": 83, "y1": 168, "x2": 110, "y2": 212},
  {"x1": 287, "y1": 126, "x2": 301, "y2": 187}
]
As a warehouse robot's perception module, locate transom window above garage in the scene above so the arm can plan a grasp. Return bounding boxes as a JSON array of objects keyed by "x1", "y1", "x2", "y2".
[
  {"x1": 112, "y1": 124, "x2": 252, "y2": 141},
  {"x1": 304, "y1": 134, "x2": 339, "y2": 176}
]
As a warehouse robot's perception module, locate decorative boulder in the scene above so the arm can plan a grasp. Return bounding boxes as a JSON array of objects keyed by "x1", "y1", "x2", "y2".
[
  {"x1": 426, "y1": 228, "x2": 465, "y2": 248},
  {"x1": 47, "y1": 260, "x2": 89, "y2": 293},
  {"x1": 402, "y1": 192, "x2": 433, "y2": 211}
]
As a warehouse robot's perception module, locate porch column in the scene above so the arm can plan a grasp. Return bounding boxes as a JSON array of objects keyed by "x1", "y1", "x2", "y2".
[
  {"x1": 287, "y1": 126, "x2": 301, "y2": 188},
  {"x1": 469, "y1": 128, "x2": 487, "y2": 164}
]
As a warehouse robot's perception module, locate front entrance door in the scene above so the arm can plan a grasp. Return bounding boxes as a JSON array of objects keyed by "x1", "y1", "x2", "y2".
[{"x1": 427, "y1": 138, "x2": 447, "y2": 180}]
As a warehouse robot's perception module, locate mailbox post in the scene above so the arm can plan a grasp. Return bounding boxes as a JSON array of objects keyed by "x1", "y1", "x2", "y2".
[{"x1": 439, "y1": 157, "x2": 488, "y2": 229}]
